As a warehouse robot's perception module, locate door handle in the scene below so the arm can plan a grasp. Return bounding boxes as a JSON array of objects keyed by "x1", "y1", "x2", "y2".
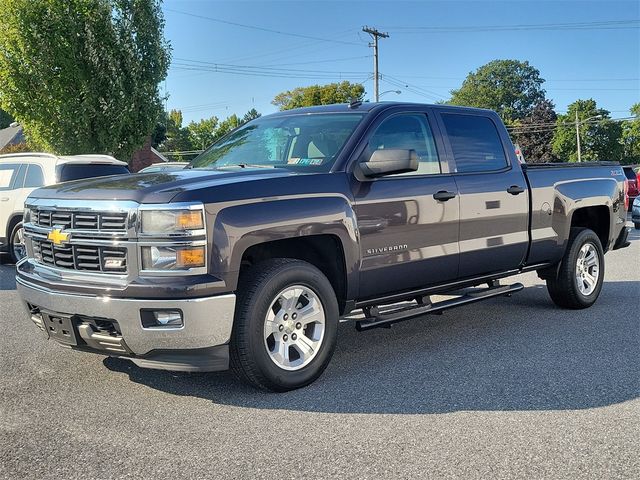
[
  {"x1": 0, "y1": 197, "x2": 9, "y2": 202},
  {"x1": 507, "y1": 185, "x2": 525, "y2": 195},
  {"x1": 433, "y1": 190, "x2": 457, "y2": 201}
]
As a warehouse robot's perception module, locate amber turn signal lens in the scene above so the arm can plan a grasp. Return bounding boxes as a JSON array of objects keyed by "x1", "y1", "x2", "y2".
[
  {"x1": 176, "y1": 211, "x2": 204, "y2": 230},
  {"x1": 176, "y1": 246, "x2": 205, "y2": 268}
]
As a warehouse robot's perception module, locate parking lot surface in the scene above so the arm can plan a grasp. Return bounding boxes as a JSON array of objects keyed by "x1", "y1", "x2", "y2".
[{"x1": 1, "y1": 227, "x2": 638, "y2": 479}]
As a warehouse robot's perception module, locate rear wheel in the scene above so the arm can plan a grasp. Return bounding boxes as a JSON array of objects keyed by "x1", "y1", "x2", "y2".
[
  {"x1": 546, "y1": 228, "x2": 604, "y2": 309},
  {"x1": 634, "y1": 222, "x2": 640, "y2": 230},
  {"x1": 9, "y1": 222, "x2": 25, "y2": 264},
  {"x1": 230, "y1": 259, "x2": 338, "y2": 391}
]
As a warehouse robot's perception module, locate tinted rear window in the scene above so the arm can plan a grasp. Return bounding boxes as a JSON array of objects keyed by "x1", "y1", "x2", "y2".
[
  {"x1": 56, "y1": 164, "x2": 129, "y2": 182},
  {"x1": 623, "y1": 168, "x2": 636, "y2": 180},
  {"x1": 441, "y1": 114, "x2": 508, "y2": 173}
]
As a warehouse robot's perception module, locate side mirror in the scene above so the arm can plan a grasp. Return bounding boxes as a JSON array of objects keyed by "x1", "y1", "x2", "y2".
[{"x1": 360, "y1": 149, "x2": 418, "y2": 178}]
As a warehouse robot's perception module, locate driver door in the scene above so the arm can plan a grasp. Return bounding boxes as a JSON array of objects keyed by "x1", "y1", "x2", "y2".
[{"x1": 351, "y1": 109, "x2": 460, "y2": 299}]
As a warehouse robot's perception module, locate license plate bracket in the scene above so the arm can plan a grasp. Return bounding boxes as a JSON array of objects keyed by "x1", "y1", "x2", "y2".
[{"x1": 42, "y1": 313, "x2": 78, "y2": 346}]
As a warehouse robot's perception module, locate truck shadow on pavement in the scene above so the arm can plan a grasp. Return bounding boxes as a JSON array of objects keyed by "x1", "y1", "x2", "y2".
[{"x1": 104, "y1": 279, "x2": 640, "y2": 414}]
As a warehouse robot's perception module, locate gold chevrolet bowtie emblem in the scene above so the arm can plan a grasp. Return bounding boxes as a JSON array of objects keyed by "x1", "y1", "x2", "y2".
[{"x1": 48, "y1": 228, "x2": 70, "y2": 246}]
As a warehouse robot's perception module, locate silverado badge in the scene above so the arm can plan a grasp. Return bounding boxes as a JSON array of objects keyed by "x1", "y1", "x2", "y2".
[{"x1": 48, "y1": 227, "x2": 70, "y2": 246}]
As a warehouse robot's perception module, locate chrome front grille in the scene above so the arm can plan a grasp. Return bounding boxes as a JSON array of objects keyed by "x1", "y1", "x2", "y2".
[
  {"x1": 32, "y1": 209, "x2": 128, "y2": 231},
  {"x1": 32, "y1": 239, "x2": 128, "y2": 273}
]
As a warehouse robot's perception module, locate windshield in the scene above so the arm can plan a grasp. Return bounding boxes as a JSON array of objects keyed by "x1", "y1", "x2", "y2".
[{"x1": 189, "y1": 113, "x2": 365, "y2": 171}]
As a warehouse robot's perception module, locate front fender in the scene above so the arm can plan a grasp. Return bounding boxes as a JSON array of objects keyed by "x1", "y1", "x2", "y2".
[{"x1": 209, "y1": 195, "x2": 359, "y2": 296}]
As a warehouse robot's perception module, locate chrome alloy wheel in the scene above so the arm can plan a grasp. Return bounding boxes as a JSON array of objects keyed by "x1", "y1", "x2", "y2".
[
  {"x1": 263, "y1": 285, "x2": 326, "y2": 371},
  {"x1": 12, "y1": 225, "x2": 26, "y2": 261},
  {"x1": 575, "y1": 242, "x2": 600, "y2": 296}
]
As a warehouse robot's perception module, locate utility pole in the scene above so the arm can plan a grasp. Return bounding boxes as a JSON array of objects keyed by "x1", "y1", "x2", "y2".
[
  {"x1": 575, "y1": 110, "x2": 582, "y2": 163},
  {"x1": 362, "y1": 26, "x2": 389, "y2": 102},
  {"x1": 575, "y1": 112, "x2": 602, "y2": 163}
]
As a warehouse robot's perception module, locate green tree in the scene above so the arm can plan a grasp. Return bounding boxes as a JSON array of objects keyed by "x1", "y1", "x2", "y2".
[
  {"x1": 0, "y1": 108, "x2": 13, "y2": 128},
  {"x1": 552, "y1": 99, "x2": 623, "y2": 162},
  {"x1": 511, "y1": 99, "x2": 558, "y2": 162},
  {"x1": 188, "y1": 116, "x2": 219, "y2": 150},
  {"x1": 242, "y1": 108, "x2": 261, "y2": 124},
  {"x1": 272, "y1": 81, "x2": 365, "y2": 111},
  {"x1": 159, "y1": 109, "x2": 193, "y2": 155},
  {"x1": 214, "y1": 114, "x2": 242, "y2": 141},
  {"x1": 449, "y1": 60, "x2": 546, "y2": 124},
  {"x1": 0, "y1": 0, "x2": 170, "y2": 159},
  {"x1": 620, "y1": 103, "x2": 640, "y2": 164}
]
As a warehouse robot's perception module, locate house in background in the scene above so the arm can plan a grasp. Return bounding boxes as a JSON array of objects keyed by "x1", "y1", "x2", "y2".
[
  {"x1": 129, "y1": 137, "x2": 171, "y2": 172},
  {"x1": 0, "y1": 122, "x2": 25, "y2": 152}
]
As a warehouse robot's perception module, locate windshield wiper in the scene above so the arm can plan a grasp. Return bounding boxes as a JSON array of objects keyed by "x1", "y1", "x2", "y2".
[{"x1": 220, "y1": 163, "x2": 274, "y2": 169}]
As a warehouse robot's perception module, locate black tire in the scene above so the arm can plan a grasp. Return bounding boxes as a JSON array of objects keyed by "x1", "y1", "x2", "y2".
[
  {"x1": 8, "y1": 221, "x2": 25, "y2": 264},
  {"x1": 546, "y1": 228, "x2": 605, "y2": 309},
  {"x1": 229, "y1": 259, "x2": 339, "y2": 392},
  {"x1": 634, "y1": 222, "x2": 640, "y2": 230}
]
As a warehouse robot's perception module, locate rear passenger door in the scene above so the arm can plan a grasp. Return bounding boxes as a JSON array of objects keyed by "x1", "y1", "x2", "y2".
[
  {"x1": 352, "y1": 109, "x2": 460, "y2": 299},
  {"x1": 436, "y1": 110, "x2": 529, "y2": 278}
]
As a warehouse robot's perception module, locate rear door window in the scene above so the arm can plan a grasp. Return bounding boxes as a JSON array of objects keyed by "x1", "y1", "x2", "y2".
[{"x1": 441, "y1": 114, "x2": 508, "y2": 173}]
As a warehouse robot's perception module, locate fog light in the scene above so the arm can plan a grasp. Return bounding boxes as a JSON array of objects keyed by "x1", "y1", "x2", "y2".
[{"x1": 141, "y1": 310, "x2": 183, "y2": 328}]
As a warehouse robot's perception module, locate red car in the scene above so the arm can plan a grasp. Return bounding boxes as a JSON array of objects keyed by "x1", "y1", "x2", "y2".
[{"x1": 623, "y1": 166, "x2": 639, "y2": 211}]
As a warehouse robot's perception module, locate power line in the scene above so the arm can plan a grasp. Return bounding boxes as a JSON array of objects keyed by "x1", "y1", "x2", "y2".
[
  {"x1": 170, "y1": 59, "x2": 372, "y2": 82},
  {"x1": 172, "y1": 59, "x2": 370, "y2": 74},
  {"x1": 378, "y1": 74, "x2": 640, "y2": 82},
  {"x1": 380, "y1": 19, "x2": 640, "y2": 33},
  {"x1": 507, "y1": 116, "x2": 635, "y2": 134},
  {"x1": 196, "y1": 29, "x2": 359, "y2": 66},
  {"x1": 246, "y1": 55, "x2": 372, "y2": 68},
  {"x1": 382, "y1": 75, "x2": 448, "y2": 102},
  {"x1": 165, "y1": 8, "x2": 364, "y2": 46}
]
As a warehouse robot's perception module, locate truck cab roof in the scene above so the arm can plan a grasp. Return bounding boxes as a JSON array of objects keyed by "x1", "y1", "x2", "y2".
[{"x1": 268, "y1": 102, "x2": 496, "y2": 117}]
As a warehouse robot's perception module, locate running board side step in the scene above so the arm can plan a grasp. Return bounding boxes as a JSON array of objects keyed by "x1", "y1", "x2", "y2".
[{"x1": 355, "y1": 282, "x2": 524, "y2": 331}]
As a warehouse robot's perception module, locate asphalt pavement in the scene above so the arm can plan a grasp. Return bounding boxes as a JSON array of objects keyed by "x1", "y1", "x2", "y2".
[{"x1": 1, "y1": 227, "x2": 638, "y2": 479}]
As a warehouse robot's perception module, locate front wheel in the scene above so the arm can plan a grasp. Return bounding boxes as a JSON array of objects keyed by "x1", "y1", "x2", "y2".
[
  {"x1": 546, "y1": 228, "x2": 605, "y2": 309},
  {"x1": 230, "y1": 259, "x2": 338, "y2": 391},
  {"x1": 9, "y1": 222, "x2": 26, "y2": 264}
]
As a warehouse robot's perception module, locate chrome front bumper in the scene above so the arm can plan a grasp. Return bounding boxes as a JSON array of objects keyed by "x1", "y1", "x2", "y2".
[{"x1": 17, "y1": 276, "x2": 236, "y2": 371}]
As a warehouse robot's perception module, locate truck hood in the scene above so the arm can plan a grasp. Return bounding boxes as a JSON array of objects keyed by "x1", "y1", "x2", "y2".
[{"x1": 29, "y1": 168, "x2": 299, "y2": 203}]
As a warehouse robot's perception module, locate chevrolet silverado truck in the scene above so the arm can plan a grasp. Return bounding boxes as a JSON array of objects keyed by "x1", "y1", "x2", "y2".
[{"x1": 16, "y1": 102, "x2": 630, "y2": 391}]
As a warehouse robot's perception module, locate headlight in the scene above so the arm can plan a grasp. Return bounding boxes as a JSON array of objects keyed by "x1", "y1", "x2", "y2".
[
  {"x1": 140, "y1": 209, "x2": 204, "y2": 235},
  {"x1": 141, "y1": 245, "x2": 205, "y2": 270}
]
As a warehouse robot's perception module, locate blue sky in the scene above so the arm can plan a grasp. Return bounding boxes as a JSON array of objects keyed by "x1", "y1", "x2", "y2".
[{"x1": 162, "y1": 0, "x2": 640, "y2": 124}]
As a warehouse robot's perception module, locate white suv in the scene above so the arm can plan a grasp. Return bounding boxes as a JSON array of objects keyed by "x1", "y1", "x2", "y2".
[{"x1": 0, "y1": 153, "x2": 129, "y2": 263}]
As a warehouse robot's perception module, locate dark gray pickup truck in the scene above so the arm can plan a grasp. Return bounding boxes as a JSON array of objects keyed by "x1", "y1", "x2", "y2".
[{"x1": 17, "y1": 102, "x2": 630, "y2": 391}]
